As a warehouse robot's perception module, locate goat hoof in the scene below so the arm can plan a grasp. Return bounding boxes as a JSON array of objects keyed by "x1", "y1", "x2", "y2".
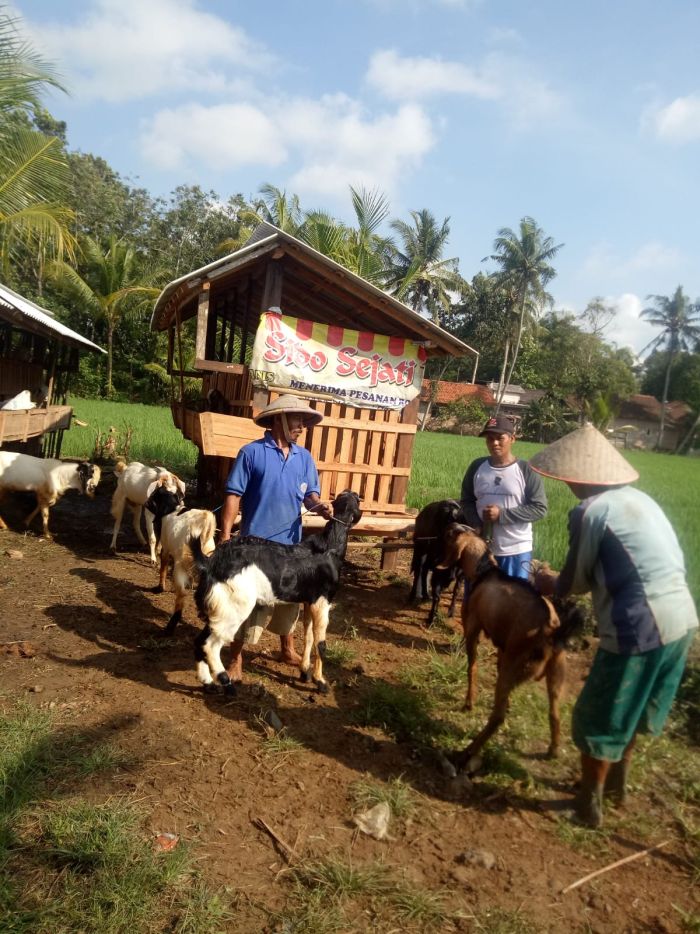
[
  {"x1": 223, "y1": 682, "x2": 237, "y2": 697},
  {"x1": 314, "y1": 680, "x2": 329, "y2": 695},
  {"x1": 202, "y1": 682, "x2": 218, "y2": 694},
  {"x1": 546, "y1": 745, "x2": 560, "y2": 759},
  {"x1": 299, "y1": 670, "x2": 310, "y2": 683},
  {"x1": 151, "y1": 585, "x2": 165, "y2": 594}
]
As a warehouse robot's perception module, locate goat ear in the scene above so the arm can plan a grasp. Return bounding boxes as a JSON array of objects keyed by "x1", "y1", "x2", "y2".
[
  {"x1": 173, "y1": 474, "x2": 186, "y2": 497},
  {"x1": 145, "y1": 481, "x2": 158, "y2": 500}
]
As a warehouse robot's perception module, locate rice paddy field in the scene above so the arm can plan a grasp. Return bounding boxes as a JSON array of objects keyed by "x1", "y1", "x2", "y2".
[{"x1": 60, "y1": 397, "x2": 700, "y2": 608}]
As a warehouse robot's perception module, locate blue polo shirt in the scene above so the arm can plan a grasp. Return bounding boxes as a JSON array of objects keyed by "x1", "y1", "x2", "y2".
[{"x1": 225, "y1": 432, "x2": 321, "y2": 544}]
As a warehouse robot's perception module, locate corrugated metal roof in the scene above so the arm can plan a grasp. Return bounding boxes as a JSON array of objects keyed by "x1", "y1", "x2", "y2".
[{"x1": 0, "y1": 282, "x2": 105, "y2": 353}]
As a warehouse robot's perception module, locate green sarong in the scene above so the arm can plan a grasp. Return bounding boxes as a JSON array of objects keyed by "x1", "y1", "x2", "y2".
[{"x1": 572, "y1": 631, "x2": 694, "y2": 761}]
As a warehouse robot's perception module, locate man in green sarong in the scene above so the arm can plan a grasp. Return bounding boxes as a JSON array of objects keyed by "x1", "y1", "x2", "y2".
[{"x1": 531, "y1": 424, "x2": 697, "y2": 828}]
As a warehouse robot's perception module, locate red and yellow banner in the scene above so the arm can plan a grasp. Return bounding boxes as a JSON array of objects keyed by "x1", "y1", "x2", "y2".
[{"x1": 250, "y1": 312, "x2": 427, "y2": 410}]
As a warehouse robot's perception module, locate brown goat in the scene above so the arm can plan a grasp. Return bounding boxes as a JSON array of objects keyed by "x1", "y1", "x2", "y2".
[{"x1": 438, "y1": 524, "x2": 566, "y2": 768}]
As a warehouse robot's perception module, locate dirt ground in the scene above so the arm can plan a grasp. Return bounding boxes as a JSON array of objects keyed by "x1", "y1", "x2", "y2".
[{"x1": 1, "y1": 483, "x2": 698, "y2": 933}]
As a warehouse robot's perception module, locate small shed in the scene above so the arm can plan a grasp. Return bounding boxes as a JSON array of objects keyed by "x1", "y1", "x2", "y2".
[
  {"x1": 150, "y1": 224, "x2": 477, "y2": 556},
  {"x1": 610, "y1": 394, "x2": 692, "y2": 451},
  {"x1": 0, "y1": 282, "x2": 104, "y2": 455}
]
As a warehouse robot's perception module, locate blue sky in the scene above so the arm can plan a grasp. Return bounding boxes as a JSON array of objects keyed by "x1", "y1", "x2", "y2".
[{"x1": 13, "y1": 0, "x2": 700, "y2": 355}]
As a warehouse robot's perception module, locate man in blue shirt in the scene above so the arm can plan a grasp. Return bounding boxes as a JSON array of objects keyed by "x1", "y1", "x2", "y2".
[{"x1": 219, "y1": 394, "x2": 332, "y2": 681}]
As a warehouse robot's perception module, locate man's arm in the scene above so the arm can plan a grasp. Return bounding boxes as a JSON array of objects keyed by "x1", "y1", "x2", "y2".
[
  {"x1": 303, "y1": 491, "x2": 332, "y2": 520},
  {"x1": 460, "y1": 458, "x2": 485, "y2": 528},
  {"x1": 219, "y1": 493, "x2": 241, "y2": 542}
]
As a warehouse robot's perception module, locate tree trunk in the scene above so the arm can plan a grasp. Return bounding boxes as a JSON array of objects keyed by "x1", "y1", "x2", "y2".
[
  {"x1": 656, "y1": 352, "x2": 674, "y2": 450},
  {"x1": 106, "y1": 322, "x2": 114, "y2": 396},
  {"x1": 495, "y1": 336, "x2": 511, "y2": 413},
  {"x1": 500, "y1": 295, "x2": 528, "y2": 411},
  {"x1": 675, "y1": 410, "x2": 700, "y2": 455}
]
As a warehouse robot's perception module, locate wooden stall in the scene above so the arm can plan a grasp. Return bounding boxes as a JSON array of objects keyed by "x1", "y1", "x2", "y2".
[
  {"x1": 151, "y1": 224, "x2": 478, "y2": 563},
  {"x1": 0, "y1": 283, "x2": 104, "y2": 455}
]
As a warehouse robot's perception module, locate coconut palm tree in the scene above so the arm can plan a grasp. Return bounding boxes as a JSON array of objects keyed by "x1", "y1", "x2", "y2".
[
  {"x1": 489, "y1": 216, "x2": 562, "y2": 410},
  {"x1": 49, "y1": 236, "x2": 159, "y2": 395},
  {"x1": 0, "y1": 9, "x2": 75, "y2": 276},
  {"x1": 640, "y1": 286, "x2": 700, "y2": 449},
  {"x1": 302, "y1": 187, "x2": 392, "y2": 286},
  {"x1": 384, "y1": 209, "x2": 465, "y2": 324}
]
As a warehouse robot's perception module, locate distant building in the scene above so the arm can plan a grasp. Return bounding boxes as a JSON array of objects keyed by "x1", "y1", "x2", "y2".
[
  {"x1": 419, "y1": 379, "x2": 495, "y2": 424},
  {"x1": 485, "y1": 382, "x2": 546, "y2": 418},
  {"x1": 609, "y1": 394, "x2": 692, "y2": 451}
]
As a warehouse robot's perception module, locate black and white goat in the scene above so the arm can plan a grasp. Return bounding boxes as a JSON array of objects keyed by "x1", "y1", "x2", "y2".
[
  {"x1": 190, "y1": 490, "x2": 362, "y2": 695},
  {"x1": 409, "y1": 499, "x2": 466, "y2": 627},
  {"x1": 110, "y1": 460, "x2": 186, "y2": 563},
  {"x1": 0, "y1": 451, "x2": 101, "y2": 539},
  {"x1": 143, "y1": 484, "x2": 217, "y2": 635}
]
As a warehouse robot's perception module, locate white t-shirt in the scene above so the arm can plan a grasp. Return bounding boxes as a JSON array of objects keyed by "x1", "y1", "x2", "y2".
[{"x1": 472, "y1": 460, "x2": 532, "y2": 556}]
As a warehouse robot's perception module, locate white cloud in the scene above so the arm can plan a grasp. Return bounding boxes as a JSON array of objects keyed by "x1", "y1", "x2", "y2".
[
  {"x1": 582, "y1": 241, "x2": 682, "y2": 281},
  {"x1": 605, "y1": 293, "x2": 658, "y2": 356},
  {"x1": 366, "y1": 49, "x2": 497, "y2": 101},
  {"x1": 25, "y1": 0, "x2": 272, "y2": 102},
  {"x1": 366, "y1": 48, "x2": 565, "y2": 126},
  {"x1": 141, "y1": 103, "x2": 287, "y2": 171},
  {"x1": 645, "y1": 92, "x2": 700, "y2": 143},
  {"x1": 140, "y1": 96, "x2": 435, "y2": 198},
  {"x1": 482, "y1": 52, "x2": 565, "y2": 126}
]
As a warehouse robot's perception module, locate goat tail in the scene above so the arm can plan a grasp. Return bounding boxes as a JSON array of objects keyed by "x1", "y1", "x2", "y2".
[
  {"x1": 114, "y1": 459, "x2": 127, "y2": 476},
  {"x1": 188, "y1": 531, "x2": 211, "y2": 573},
  {"x1": 551, "y1": 596, "x2": 588, "y2": 647}
]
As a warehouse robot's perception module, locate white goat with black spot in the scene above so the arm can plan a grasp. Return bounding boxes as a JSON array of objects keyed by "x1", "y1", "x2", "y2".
[
  {"x1": 190, "y1": 490, "x2": 362, "y2": 695},
  {"x1": 0, "y1": 451, "x2": 101, "y2": 539}
]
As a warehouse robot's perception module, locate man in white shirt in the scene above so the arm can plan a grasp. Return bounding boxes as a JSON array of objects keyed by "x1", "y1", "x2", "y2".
[{"x1": 460, "y1": 414, "x2": 547, "y2": 580}]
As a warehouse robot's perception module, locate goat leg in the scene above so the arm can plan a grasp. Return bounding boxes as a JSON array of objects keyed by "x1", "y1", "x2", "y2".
[
  {"x1": 462, "y1": 613, "x2": 481, "y2": 711},
  {"x1": 195, "y1": 626, "x2": 236, "y2": 696},
  {"x1": 545, "y1": 649, "x2": 566, "y2": 758},
  {"x1": 456, "y1": 654, "x2": 534, "y2": 767},
  {"x1": 448, "y1": 573, "x2": 465, "y2": 618},
  {"x1": 300, "y1": 598, "x2": 330, "y2": 693},
  {"x1": 299, "y1": 605, "x2": 314, "y2": 684},
  {"x1": 131, "y1": 504, "x2": 148, "y2": 547}
]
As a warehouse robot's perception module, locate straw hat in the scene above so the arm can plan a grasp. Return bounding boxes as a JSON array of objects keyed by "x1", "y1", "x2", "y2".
[
  {"x1": 529, "y1": 423, "x2": 639, "y2": 485},
  {"x1": 254, "y1": 393, "x2": 323, "y2": 428}
]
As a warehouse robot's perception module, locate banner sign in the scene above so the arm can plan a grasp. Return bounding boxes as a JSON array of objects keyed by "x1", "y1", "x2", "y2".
[{"x1": 249, "y1": 312, "x2": 427, "y2": 410}]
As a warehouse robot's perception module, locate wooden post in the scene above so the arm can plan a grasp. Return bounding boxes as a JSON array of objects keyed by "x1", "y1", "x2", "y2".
[
  {"x1": 381, "y1": 395, "x2": 420, "y2": 570},
  {"x1": 261, "y1": 257, "x2": 284, "y2": 312},
  {"x1": 195, "y1": 280, "x2": 211, "y2": 366}
]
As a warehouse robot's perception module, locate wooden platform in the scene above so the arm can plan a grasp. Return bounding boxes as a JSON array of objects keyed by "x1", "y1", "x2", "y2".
[{"x1": 0, "y1": 405, "x2": 72, "y2": 446}]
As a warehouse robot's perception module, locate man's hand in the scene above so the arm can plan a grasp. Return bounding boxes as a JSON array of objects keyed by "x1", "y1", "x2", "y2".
[
  {"x1": 482, "y1": 504, "x2": 501, "y2": 522},
  {"x1": 317, "y1": 501, "x2": 333, "y2": 520}
]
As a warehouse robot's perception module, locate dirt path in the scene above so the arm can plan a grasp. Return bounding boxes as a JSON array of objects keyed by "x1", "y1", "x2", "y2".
[{"x1": 1, "y1": 485, "x2": 697, "y2": 932}]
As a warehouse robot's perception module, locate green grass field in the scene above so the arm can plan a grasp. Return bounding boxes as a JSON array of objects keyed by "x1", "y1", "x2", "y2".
[{"x1": 60, "y1": 398, "x2": 700, "y2": 605}]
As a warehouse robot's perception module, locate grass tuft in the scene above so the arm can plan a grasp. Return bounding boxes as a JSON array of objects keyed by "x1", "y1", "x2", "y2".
[
  {"x1": 0, "y1": 704, "x2": 231, "y2": 933},
  {"x1": 349, "y1": 775, "x2": 418, "y2": 822},
  {"x1": 323, "y1": 642, "x2": 357, "y2": 666}
]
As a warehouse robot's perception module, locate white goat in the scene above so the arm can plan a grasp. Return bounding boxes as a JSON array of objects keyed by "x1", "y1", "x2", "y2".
[
  {"x1": 0, "y1": 451, "x2": 101, "y2": 539},
  {"x1": 144, "y1": 483, "x2": 216, "y2": 635},
  {"x1": 110, "y1": 460, "x2": 186, "y2": 563},
  {"x1": 190, "y1": 490, "x2": 362, "y2": 695}
]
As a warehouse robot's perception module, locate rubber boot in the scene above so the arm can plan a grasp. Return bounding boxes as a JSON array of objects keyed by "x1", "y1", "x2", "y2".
[
  {"x1": 279, "y1": 633, "x2": 302, "y2": 666},
  {"x1": 574, "y1": 755, "x2": 608, "y2": 829},
  {"x1": 604, "y1": 758, "x2": 629, "y2": 808}
]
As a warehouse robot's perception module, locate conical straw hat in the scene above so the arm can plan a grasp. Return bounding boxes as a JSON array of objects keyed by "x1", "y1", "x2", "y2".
[
  {"x1": 529, "y1": 424, "x2": 639, "y2": 485},
  {"x1": 254, "y1": 393, "x2": 323, "y2": 428}
]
